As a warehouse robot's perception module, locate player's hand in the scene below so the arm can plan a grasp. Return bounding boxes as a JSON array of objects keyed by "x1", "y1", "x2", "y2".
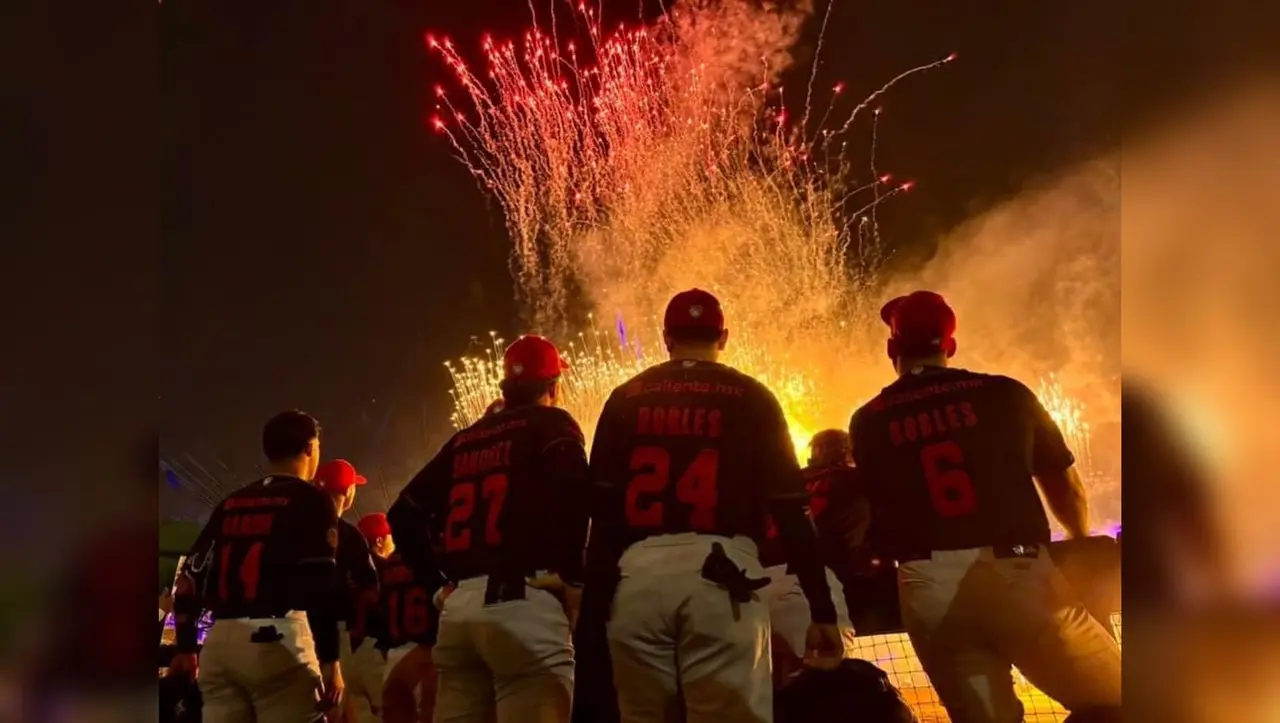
[
  {"x1": 317, "y1": 661, "x2": 345, "y2": 714},
  {"x1": 168, "y1": 652, "x2": 199, "y2": 679},
  {"x1": 802, "y1": 622, "x2": 845, "y2": 669},
  {"x1": 528, "y1": 572, "x2": 583, "y2": 630},
  {"x1": 432, "y1": 583, "x2": 456, "y2": 611}
]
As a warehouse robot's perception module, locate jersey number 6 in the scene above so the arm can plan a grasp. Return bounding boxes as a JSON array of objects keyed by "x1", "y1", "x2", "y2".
[
  {"x1": 444, "y1": 474, "x2": 509, "y2": 552},
  {"x1": 625, "y1": 447, "x2": 719, "y2": 531},
  {"x1": 920, "y1": 441, "x2": 977, "y2": 517}
]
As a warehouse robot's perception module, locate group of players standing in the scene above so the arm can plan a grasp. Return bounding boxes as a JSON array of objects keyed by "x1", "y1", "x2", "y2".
[{"x1": 168, "y1": 288, "x2": 1123, "y2": 723}]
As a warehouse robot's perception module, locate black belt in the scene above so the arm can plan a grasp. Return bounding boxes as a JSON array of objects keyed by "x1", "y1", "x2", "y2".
[{"x1": 897, "y1": 543, "x2": 1044, "y2": 564}]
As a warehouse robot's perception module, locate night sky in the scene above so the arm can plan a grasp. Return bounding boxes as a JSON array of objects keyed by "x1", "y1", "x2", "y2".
[{"x1": 158, "y1": 0, "x2": 1204, "y2": 519}]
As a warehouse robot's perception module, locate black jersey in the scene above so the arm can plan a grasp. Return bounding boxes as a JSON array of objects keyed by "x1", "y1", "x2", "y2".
[
  {"x1": 758, "y1": 464, "x2": 870, "y2": 570},
  {"x1": 376, "y1": 550, "x2": 438, "y2": 649},
  {"x1": 849, "y1": 366, "x2": 1075, "y2": 555},
  {"x1": 336, "y1": 519, "x2": 379, "y2": 627},
  {"x1": 588, "y1": 359, "x2": 806, "y2": 551},
  {"x1": 396, "y1": 404, "x2": 590, "y2": 583},
  {"x1": 189, "y1": 475, "x2": 339, "y2": 618}
]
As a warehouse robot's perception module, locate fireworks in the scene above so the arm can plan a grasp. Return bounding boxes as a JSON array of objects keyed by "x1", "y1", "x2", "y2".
[
  {"x1": 1036, "y1": 372, "x2": 1094, "y2": 479},
  {"x1": 448, "y1": 323, "x2": 1096, "y2": 466},
  {"x1": 431, "y1": 1, "x2": 957, "y2": 453}
]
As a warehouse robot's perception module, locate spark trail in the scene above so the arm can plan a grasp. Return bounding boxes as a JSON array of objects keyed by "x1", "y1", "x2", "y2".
[{"x1": 429, "y1": 1, "x2": 956, "y2": 452}]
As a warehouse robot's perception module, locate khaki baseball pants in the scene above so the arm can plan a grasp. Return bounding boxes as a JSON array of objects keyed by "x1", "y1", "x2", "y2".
[
  {"x1": 199, "y1": 611, "x2": 323, "y2": 723},
  {"x1": 898, "y1": 547, "x2": 1122, "y2": 723},
  {"x1": 607, "y1": 533, "x2": 772, "y2": 723}
]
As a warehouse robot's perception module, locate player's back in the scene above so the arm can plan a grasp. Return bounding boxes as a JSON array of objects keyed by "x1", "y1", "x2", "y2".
[
  {"x1": 595, "y1": 359, "x2": 789, "y2": 546},
  {"x1": 436, "y1": 403, "x2": 584, "y2": 582},
  {"x1": 203, "y1": 475, "x2": 334, "y2": 619},
  {"x1": 850, "y1": 366, "x2": 1054, "y2": 554},
  {"x1": 377, "y1": 550, "x2": 436, "y2": 649}
]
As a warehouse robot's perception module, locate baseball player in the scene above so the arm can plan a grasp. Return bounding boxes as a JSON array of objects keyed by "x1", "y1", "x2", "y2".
[
  {"x1": 585, "y1": 288, "x2": 845, "y2": 723},
  {"x1": 387, "y1": 334, "x2": 591, "y2": 723},
  {"x1": 170, "y1": 410, "x2": 345, "y2": 723},
  {"x1": 758, "y1": 430, "x2": 866, "y2": 662},
  {"x1": 314, "y1": 460, "x2": 382, "y2": 723},
  {"x1": 377, "y1": 547, "x2": 441, "y2": 723},
  {"x1": 849, "y1": 291, "x2": 1122, "y2": 723}
]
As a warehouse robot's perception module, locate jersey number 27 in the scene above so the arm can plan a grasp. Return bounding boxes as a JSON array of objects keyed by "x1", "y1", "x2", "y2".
[{"x1": 444, "y1": 474, "x2": 509, "y2": 552}]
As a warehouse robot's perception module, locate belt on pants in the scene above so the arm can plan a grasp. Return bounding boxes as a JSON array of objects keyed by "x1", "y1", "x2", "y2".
[{"x1": 896, "y1": 543, "x2": 1043, "y2": 564}]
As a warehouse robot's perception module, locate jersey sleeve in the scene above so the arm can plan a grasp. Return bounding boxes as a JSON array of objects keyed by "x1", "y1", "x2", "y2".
[
  {"x1": 755, "y1": 388, "x2": 805, "y2": 501},
  {"x1": 294, "y1": 487, "x2": 341, "y2": 564},
  {"x1": 341, "y1": 523, "x2": 379, "y2": 591},
  {"x1": 399, "y1": 439, "x2": 456, "y2": 536},
  {"x1": 585, "y1": 393, "x2": 628, "y2": 571},
  {"x1": 179, "y1": 502, "x2": 224, "y2": 594},
  {"x1": 1017, "y1": 379, "x2": 1077, "y2": 477},
  {"x1": 540, "y1": 418, "x2": 591, "y2": 583}
]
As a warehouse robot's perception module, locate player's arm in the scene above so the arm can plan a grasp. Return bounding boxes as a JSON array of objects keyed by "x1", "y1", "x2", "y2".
[
  {"x1": 761, "y1": 393, "x2": 837, "y2": 624},
  {"x1": 1020, "y1": 381, "x2": 1090, "y2": 539},
  {"x1": 388, "y1": 443, "x2": 453, "y2": 590},
  {"x1": 293, "y1": 491, "x2": 342, "y2": 664},
  {"x1": 584, "y1": 397, "x2": 628, "y2": 577},
  {"x1": 542, "y1": 421, "x2": 591, "y2": 585},
  {"x1": 342, "y1": 529, "x2": 381, "y2": 641},
  {"x1": 173, "y1": 503, "x2": 223, "y2": 653}
]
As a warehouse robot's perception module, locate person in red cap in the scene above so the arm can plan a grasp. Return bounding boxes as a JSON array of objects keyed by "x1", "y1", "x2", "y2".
[
  {"x1": 315, "y1": 459, "x2": 381, "y2": 723},
  {"x1": 387, "y1": 333, "x2": 590, "y2": 723},
  {"x1": 327, "y1": 512, "x2": 391, "y2": 723},
  {"x1": 848, "y1": 291, "x2": 1121, "y2": 723},
  {"x1": 578, "y1": 288, "x2": 843, "y2": 723}
]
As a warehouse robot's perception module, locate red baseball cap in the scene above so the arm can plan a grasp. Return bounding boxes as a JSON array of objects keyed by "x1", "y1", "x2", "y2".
[
  {"x1": 313, "y1": 459, "x2": 367, "y2": 494},
  {"x1": 663, "y1": 288, "x2": 726, "y2": 337},
  {"x1": 356, "y1": 512, "x2": 392, "y2": 541},
  {"x1": 503, "y1": 335, "x2": 569, "y2": 383},
  {"x1": 880, "y1": 290, "x2": 957, "y2": 354}
]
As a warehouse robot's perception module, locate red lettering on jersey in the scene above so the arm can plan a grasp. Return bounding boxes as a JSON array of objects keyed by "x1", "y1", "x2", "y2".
[
  {"x1": 889, "y1": 402, "x2": 980, "y2": 446},
  {"x1": 221, "y1": 513, "x2": 276, "y2": 537},
  {"x1": 636, "y1": 407, "x2": 723, "y2": 439},
  {"x1": 452, "y1": 440, "x2": 512, "y2": 479},
  {"x1": 223, "y1": 496, "x2": 291, "y2": 511},
  {"x1": 380, "y1": 560, "x2": 414, "y2": 587}
]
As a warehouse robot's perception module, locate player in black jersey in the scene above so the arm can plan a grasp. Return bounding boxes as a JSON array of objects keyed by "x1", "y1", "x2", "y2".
[
  {"x1": 377, "y1": 548, "x2": 440, "y2": 723},
  {"x1": 388, "y1": 334, "x2": 590, "y2": 723},
  {"x1": 170, "y1": 410, "x2": 345, "y2": 723},
  {"x1": 849, "y1": 291, "x2": 1121, "y2": 723},
  {"x1": 314, "y1": 459, "x2": 382, "y2": 723},
  {"x1": 585, "y1": 288, "x2": 843, "y2": 723},
  {"x1": 758, "y1": 430, "x2": 865, "y2": 665}
]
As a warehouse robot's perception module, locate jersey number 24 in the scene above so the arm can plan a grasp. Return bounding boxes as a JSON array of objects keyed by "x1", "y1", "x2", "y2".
[{"x1": 625, "y1": 447, "x2": 719, "y2": 531}]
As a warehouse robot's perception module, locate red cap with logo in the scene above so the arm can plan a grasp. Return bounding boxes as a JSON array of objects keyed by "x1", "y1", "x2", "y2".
[
  {"x1": 663, "y1": 288, "x2": 726, "y2": 337},
  {"x1": 503, "y1": 335, "x2": 569, "y2": 383},
  {"x1": 880, "y1": 290, "x2": 957, "y2": 358},
  {"x1": 313, "y1": 459, "x2": 367, "y2": 494},
  {"x1": 356, "y1": 512, "x2": 392, "y2": 541}
]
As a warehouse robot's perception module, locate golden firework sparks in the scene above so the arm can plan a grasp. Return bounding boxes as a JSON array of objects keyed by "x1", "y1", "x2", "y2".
[{"x1": 431, "y1": 2, "x2": 954, "y2": 456}]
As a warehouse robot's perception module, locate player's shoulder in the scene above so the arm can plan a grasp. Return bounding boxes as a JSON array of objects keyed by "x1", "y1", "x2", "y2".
[
  {"x1": 527, "y1": 405, "x2": 586, "y2": 445},
  {"x1": 971, "y1": 371, "x2": 1037, "y2": 401}
]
